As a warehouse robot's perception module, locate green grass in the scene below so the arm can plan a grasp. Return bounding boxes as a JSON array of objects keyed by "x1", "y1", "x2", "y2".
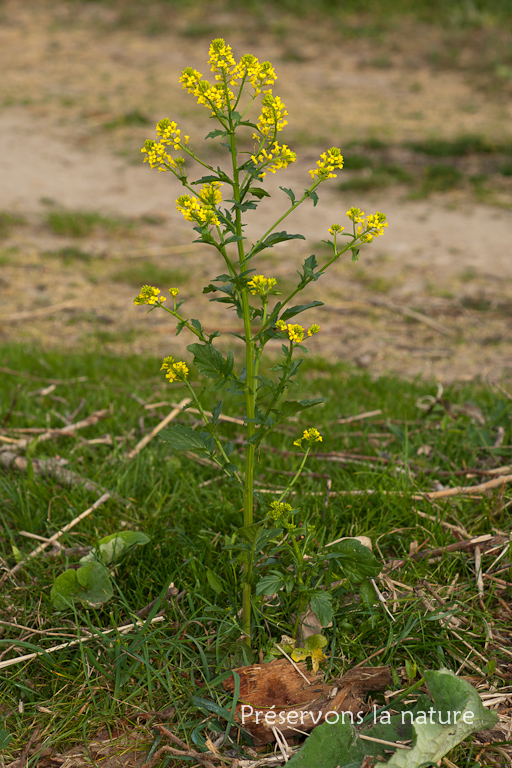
[
  {"x1": 102, "y1": 109, "x2": 152, "y2": 130},
  {"x1": 0, "y1": 344, "x2": 511, "y2": 763},
  {"x1": 42, "y1": 246, "x2": 95, "y2": 263},
  {"x1": 0, "y1": 212, "x2": 26, "y2": 239},
  {"x1": 45, "y1": 210, "x2": 133, "y2": 238},
  {"x1": 109, "y1": 262, "x2": 189, "y2": 288}
]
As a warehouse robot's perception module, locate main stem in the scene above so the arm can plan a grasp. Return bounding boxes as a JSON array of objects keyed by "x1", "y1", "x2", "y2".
[{"x1": 229, "y1": 123, "x2": 255, "y2": 643}]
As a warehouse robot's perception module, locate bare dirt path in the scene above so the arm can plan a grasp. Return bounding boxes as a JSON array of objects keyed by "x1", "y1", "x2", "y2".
[{"x1": 1, "y1": 1, "x2": 511, "y2": 382}]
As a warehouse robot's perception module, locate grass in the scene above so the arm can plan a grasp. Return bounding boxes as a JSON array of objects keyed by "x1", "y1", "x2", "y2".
[
  {"x1": 109, "y1": 262, "x2": 189, "y2": 288},
  {"x1": 0, "y1": 343, "x2": 511, "y2": 763},
  {"x1": 0, "y1": 212, "x2": 26, "y2": 239},
  {"x1": 45, "y1": 210, "x2": 133, "y2": 238},
  {"x1": 42, "y1": 246, "x2": 95, "y2": 264}
]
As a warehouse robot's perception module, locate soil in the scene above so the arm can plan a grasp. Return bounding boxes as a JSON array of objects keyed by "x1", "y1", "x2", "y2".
[{"x1": 1, "y1": 1, "x2": 511, "y2": 383}]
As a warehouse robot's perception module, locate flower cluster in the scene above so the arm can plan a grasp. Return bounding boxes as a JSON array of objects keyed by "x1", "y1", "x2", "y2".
[
  {"x1": 180, "y1": 66, "x2": 235, "y2": 112},
  {"x1": 268, "y1": 501, "x2": 293, "y2": 521},
  {"x1": 251, "y1": 141, "x2": 296, "y2": 178},
  {"x1": 247, "y1": 274, "x2": 277, "y2": 297},
  {"x1": 309, "y1": 147, "x2": 344, "y2": 180},
  {"x1": 160, "y1": 356, "x2": 189, "y2": 383},
  {"x1": 176, "y1": 182, "x2": 223, "y2": 228},
  {"x1": 232, "y1": 54, "x2": 276, "y2": 92},
  {"x1": 254, "y1": 92, "x2": 289, "y2": 138},
  {"x1": 141, "y1": 119, "x2": 189, "y2": 173},
  {"x1": 328, "y1": 224, "x2": 345, "y2": 236},
  {"x1": 275, "y1": 321, "x2": 320, "y2": 343},
  {"x1": 134, "y1": 285, "x2": 166, "y2": 305},
  {"x1": 346, "y1": 208, "x2": 388, "y2": 242},
  {"x1": 169, "y1": 287, "x2": 179, "y2": 298},
  {"x1": 293, "y1": 428, "x2": 323, "y2": 448}
]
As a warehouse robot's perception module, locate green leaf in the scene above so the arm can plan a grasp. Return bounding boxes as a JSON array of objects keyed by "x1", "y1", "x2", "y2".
[
  {"x1": 310, "y1": 592, "x2": 333, "y2": 627},
  {"x1": 159, "y1": 424, "x2": 209, "y2": 452},
  {"x1": 287, "y1": 669, "x2": 497, "y2": 768},
  {"x1": 304, "y1": 633, "x2": 328, "y2": 653},
  {"x1": 256, "y1": 572, "x2": 284, "y2": 596},
  {"x1": 80, "y1": 531, "x2": 150, "y2": 565},
  {"x1": 324, "y1": 539, "x2": 381, "y2": 583},
  {"x1": 252, "y1": 231, "x2": 305, "y2": 257},
  {"x1": 279, "y1": 186, "x2": 296, "y2": 204},
  {"x1": 187, "y1": 342, "x2": 233, "y2": 381},
  {"x1": 205, "y1": 129, "x2": 226, "y2": 140},
  {"x1": 279, "y1": 398, "x2": 326, "y2": 419},
  {"x1": 212, "y1": 400, "x2": 223, "y2": 424},
  {"x1": 280, "y1": 301, "x2": 324, "y2": 322},
  {"x1": 237, "y1": 521, "x2": 265, "y2": 544},
  {"x1": 51, "y1": 562, "x2": 113, "y2": 610},
  {"x1": 0, "y1": 728, "x2": 12, "y2": 750},
  {"x1": 248, "y1": 187, "x2": 271, "y2": 199},
  {"x1": 206, "y1": 568, "x2": 224, "y2": 595}
]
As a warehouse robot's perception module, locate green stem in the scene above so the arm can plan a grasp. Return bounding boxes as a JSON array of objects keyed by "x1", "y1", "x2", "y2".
[
  {"x1": 226, "y1": 97, "x2": 255, "y2": 644},
  {"x1": 278, "y1": 447, "x2": 311, "y2": 504}
]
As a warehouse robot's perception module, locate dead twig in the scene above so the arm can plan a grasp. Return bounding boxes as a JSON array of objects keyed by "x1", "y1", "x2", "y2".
[
  {"x1": 0, "y1": 615, "x2": 166, "y2": 671},
  {"x1": 125, "y1": 397, "x2": 190, "y2": 459},
  {"x1": 8, "y1": 492, "x2": 111, "y2": 577},
  {"x1": 0, "y1": 408, "x2": 111, "y2": 453}
]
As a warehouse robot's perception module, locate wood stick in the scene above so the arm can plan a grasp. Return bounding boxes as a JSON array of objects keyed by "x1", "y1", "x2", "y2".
[
  {"x1": 0, "y1": 408, "x2": 111, "y2": 453},
  {"x1": 9, "y1": 492, "x2": 110, "y2": 576},
  {"x1": 417, "y1": 474, "x2": 512, "y2": 501},
  {"x1": 337, "y1": 409, "x2": 383, "y2": 424},
  {"x1": 0, "y1": 615, "x2": 165, "y2": 670},
  {"x1": 125, "y1": 398, "x2": 191, "y2": 459}
]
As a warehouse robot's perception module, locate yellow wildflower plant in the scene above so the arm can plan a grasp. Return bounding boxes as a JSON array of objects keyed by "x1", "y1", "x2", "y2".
[
  {"x1": 134, "y1": 285, "x2": 166, "y2": 305},
  {"x1": 309, "y1": 147, "x2": 344, "y2": 180},
  {"x1": 247, "y1": 275, "x2": 277, "y2": 297},
  {"x1": 160, "y1": 356, "x2": 189, "y2": 383},
  {"x1": 135, "y1": 38, "x2": 386, "y2": 643},
  {"x1": 293, "y1": 428, "x2": 323, "y2": 448}
]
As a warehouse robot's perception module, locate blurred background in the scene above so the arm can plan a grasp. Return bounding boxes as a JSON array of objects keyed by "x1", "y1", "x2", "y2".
[{"x1": 1, "y1": 0, "x2": 511, "y2": 380}]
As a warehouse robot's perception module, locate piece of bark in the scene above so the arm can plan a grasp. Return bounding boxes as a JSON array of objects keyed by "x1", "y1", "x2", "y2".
[{"x1": 223, "y1": 658, "x2": 391, "y2": 744}]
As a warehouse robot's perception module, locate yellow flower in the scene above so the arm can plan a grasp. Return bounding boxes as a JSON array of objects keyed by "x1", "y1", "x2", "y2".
[
  {"x1": 268, "y1": 501, "x2": 293, "y2": 521},
  {"x1": 275, "y1": 319, "x2": 287, "y2": 332},
  {"x1": 169, "y1": 288, "x2": 179, "y2": 297},
  {"x1": 161, "y1": 356, "x2": 189, "y2": 383},
  {"x1": 247, "y1": 275, "x2": 277, "y2": 296},
  {"x1": 232, "y1": 55, "x2": 276, "y2": 92},
  {"x1": 346, "y1": 207, "x2": 365, "y2": 224},
  {"x1": 294, "y1": 427, "x2": 323, "y2": 448},
  {"x1": 180, "y1": 66, "x2": 234, "y2": 112},
  {"x1": 287, "y1": 324, "x2": 304, "y2": 343},
  {"x1": 208, "y1": 38, "x2": 236, "y2": 79},
  {"x1": 176, "y1": 184, "x2": 222, "y2": 228},
  {"x1": 254, "y1": 91, "x2": 289, "y2": 138},
  {"x1": 251, "y1": 141, "x2": 296, "y2": 178},
  {"x1": 134, "y1": 286, "x2": 166, "y2": 305},
  {"x1": 307, "y1": 324, "x2": 320, "y2": 336},
  {"x1": 309, "y1": 147, "x2": 344, "y2": 180},
  {"x1": 328, "y1": 224, "x2": 345, "y2": 236}
]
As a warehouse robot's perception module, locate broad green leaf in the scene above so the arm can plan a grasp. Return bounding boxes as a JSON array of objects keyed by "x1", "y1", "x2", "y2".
[
  {"x1": 256, "y1": 572, "x2": 284, "y2": 596},
  {"x1": 51, "y1": 562, "x2": 113, "y2": 610},
  {"x1": 252, "y1": 231, "x2": 305, "y2": 256},
  {"x1": 304, "y1": 634, "x2": 328, "y2": 652},
  {"x1": 206, "y1": 568, "x2": 224, "y2": 595},
  {"x1": 280, "y1": 301, "x2": 324, "y2": 322},
  {"x1": 248, "y1": 187, "x2": 271, "y2": 199},
  {"x1": 0, "y1": 728, "x2": 12, "y2": 750},
  {"x1": 80, "y1": 531, "x2": 150, "y2": 565},
  {"x1": 309, "y1": 593, "x2": 333, "y2": 627},
  {"x1": 187, "y1": 342, "x2": 232, "y2": 381},
  {"x1": 324, "y1": 539, "x2": 381, "y2": 583},
  {"x1": 159, "y1": 424, "x2": 209, "y2": 452},
  {"x1": 287, "y1": 669, "x2": 497, "y2": 768},
  {"x1": 279, "y1": 398, "x2": 326, "y2": 419},
  {"x1": 237, "y1": 521, "x2": 265, "y2": 544}
]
